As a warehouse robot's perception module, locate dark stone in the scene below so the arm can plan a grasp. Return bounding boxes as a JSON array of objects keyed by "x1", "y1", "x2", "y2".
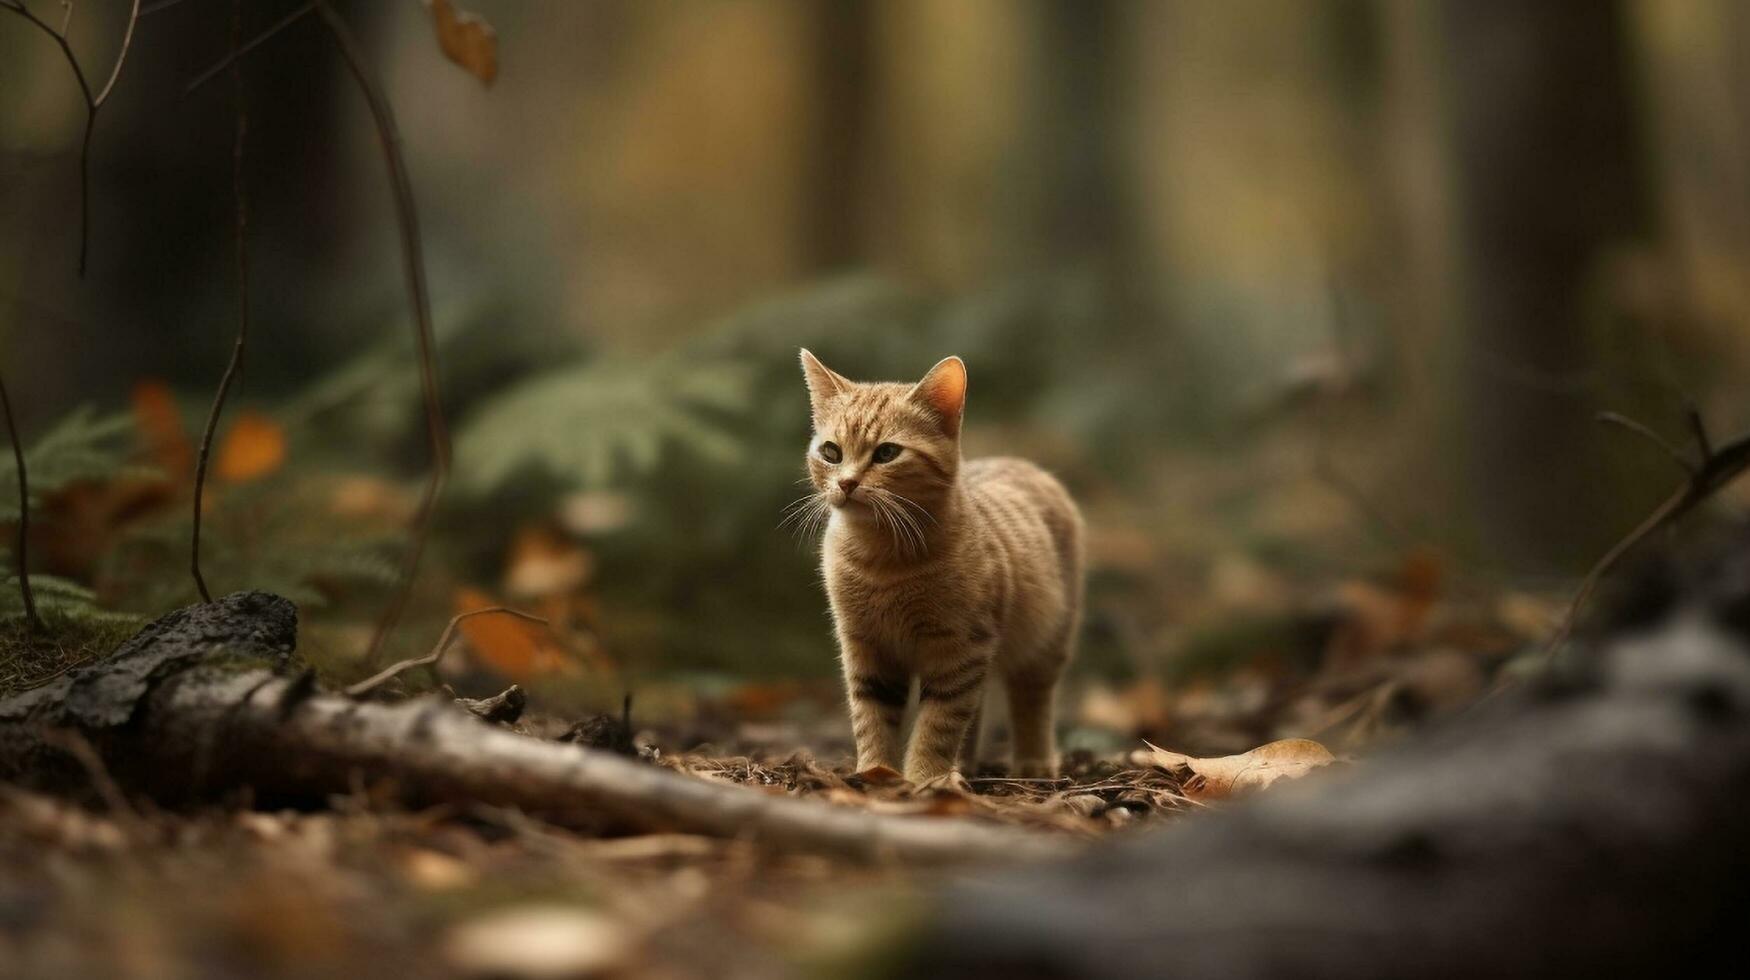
[{"x1": 0, "y1": 591, "x2": 297, "y2": 727}]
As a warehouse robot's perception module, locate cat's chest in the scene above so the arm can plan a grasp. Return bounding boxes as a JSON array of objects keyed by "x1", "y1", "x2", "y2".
[{"x1": 826, "y1": 561, "x2": 986, "y2": 650}]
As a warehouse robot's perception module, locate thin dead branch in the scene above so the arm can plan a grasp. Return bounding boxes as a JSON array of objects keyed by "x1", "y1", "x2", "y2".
[
  {"x1": 313, "y1": 0, "x2": 453, "y2": 665},
  {"x1": 176, "y1": 0, "x2": 455, "y2": 660},
  {"x1": 0, "y1": 367, "x2": 39, "y2": 628},
  {"x1": 0, "y1": 0, "x2": 141, "y2": 275},
  {"x1": 346, "y1": 607, "x2": 547, "y2": 698},
  {"x1": 190, "y1": 0, "x2": 251, "y2": 603},
  {"x1": 1550, "y1": 409, "x2": 1750, "y2": 650},
  {"x1": 1595, "y1": 411, "x2": 1696, "y2": 476},
  {"x1": 180, "y1": 1, "x2": 314, "y2": 97}
]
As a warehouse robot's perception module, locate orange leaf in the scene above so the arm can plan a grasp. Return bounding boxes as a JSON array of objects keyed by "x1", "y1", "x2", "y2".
[
  {"x1": 452, "y1": 587, "x2": 573, "y2": 682},
  {"x1": 429, "y1": 0, "x2": 497, "y2": 86},
  {"x1": 215, "y1": 411, "x2": 286, "y2": 483},
  {"x1": 1141, "y1": 738, "x2": 1336, "y2": 800},
  {"x1": 131, "y1": 380, "x2": 192, "y2": 478}
]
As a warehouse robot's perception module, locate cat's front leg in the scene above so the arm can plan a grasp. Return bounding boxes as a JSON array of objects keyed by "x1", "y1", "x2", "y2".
[
  {"x1": 905, "y1": 649, "x2": 992, "y2": 783},
  {"x1": 841, "y1": 636, "x2": 907, "y2": 772}
]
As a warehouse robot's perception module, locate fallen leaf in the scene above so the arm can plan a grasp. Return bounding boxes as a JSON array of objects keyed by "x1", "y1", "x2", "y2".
[
  {"x1": 453, "y1": 587, "x2": 575, "y2": 681},
  {"x1": 131, "y1": 380, "x2": 192, "y2": 477},
  {"x1": 399, "y1": 847, "x2": 476, "y2": 892},
  {"x1": 853, "y1": 765, "x2": 905, "y2": 788},
  {"x1": 443, "y1": 905, "x2": 628, "y2": 980},
  {"x1": 503, "y1": 524, "x2": 593, "y2": 599},
  {"x1": 215, "y1": 411, "x2": 286, "y2": 483},
  {"x1": 1140, "y1": 737, "x2": 1335, "y2": 800},
  {"x1": 428, "y1": 0, "x2": 497, "y2": 86}
]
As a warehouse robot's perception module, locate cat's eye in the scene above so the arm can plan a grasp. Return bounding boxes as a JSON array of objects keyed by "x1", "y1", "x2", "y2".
[
  {"x1": 872, "y1": 442, "x2": 902, "y2": 464},
  {"x1": 818, "y1": 442, "x2": 842, "y2": 464}
]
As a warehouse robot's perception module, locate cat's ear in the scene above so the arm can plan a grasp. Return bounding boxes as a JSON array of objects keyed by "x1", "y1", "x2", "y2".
[
  {"x1": 799, "y1": 349, "x2": 851, "y2": 410},
  {"x1": 908, "y1": 355, "x2": 967, "y2": 435}
]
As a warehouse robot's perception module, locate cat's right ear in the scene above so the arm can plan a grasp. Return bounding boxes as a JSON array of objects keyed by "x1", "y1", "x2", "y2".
[{"x1": 799, "y1": 348, "x2": 850, "y2": 410}]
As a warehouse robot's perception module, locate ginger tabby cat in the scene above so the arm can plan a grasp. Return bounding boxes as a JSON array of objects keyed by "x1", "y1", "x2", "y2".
[{"x1": 795, "y1": 350, "x2": 1084, "y2": 782}]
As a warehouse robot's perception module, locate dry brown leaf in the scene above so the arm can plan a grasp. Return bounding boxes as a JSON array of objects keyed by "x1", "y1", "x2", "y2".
[
  {"x1": 428, "y1": 0, "x2": 497, "y2": 86},
  {"x1": 131, "y1": 380, "x2": 192, "y2": 477},
  {"x1": 214, "y1": 410, "x2": 286, "y2": 483},
  {"x1": 453, "y1": 587, "x2": 575, "y2": 681},
  {"x1": 853, "y1": 765, "x2": 905, "y2": 788},
  {"x1": 1141, "y1": 737, "x2": 1335, "y2": 800}
]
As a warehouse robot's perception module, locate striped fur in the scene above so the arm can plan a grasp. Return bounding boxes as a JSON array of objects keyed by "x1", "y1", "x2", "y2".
[{"x1": 794, "y1": 351, "x2": 1085, "y2": 781}]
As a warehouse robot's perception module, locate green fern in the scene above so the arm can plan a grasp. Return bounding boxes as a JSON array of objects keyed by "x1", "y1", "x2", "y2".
[
  {"x1": 0, "y1": 572, "x2": 138, "y2": 624},
  {"x1": 103, "y1": 484, "x2": 403, "y2": 613},
  {"x1": 455, "y1": 355, "x2": 757, "y2": 495},
  {"x1": 0, "y1": 406, "x2": 145, "y2": 522}
]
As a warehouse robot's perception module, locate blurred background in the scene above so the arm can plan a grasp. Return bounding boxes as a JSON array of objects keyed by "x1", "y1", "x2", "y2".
[{"x1": 5, "y1": 0, "x2": 1750, "y2": 756}]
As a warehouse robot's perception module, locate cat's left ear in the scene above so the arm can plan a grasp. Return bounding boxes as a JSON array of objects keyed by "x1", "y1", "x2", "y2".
[
  {"x1": 908, "y1": 355, "x2": 967, "y2": 436},
  {"x1": 799, "y1": 348, "x2": 852, "y2": 412}
]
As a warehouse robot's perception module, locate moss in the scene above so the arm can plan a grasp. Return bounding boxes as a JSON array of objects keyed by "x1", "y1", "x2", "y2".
[{"x1": 0, "y1": 612, "x2": 141, "y2": 701}]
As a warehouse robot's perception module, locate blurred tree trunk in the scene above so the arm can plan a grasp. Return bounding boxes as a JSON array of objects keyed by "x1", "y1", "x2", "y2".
[
  {"x1": 807, "y1": 0, "x2": 873, "y2": 272},
  {"x1": 1435, "y1": 0, "x2": 1655, "y2": 566}
]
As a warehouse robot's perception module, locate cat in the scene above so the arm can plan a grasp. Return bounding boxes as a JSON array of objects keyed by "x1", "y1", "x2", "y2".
[{"x1": 792, "y1": 350, "x2": 1084, "y2": 782}]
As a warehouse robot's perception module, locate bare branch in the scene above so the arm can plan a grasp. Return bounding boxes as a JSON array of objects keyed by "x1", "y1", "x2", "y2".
[
  {"x1": 1, "y1": 0, "x2": 140, "y2": 274},
  {"x1": 140, "y1": 0, "x2": 197, "y2": 16},
  {"x1": 92, "y1": 0, "x2": 141, "y2": 108},
  {"x1": 1595, "y1": 411, "x2": 1696, "y2": 476},
  {"x1": 0, "y1": 367, "x2": 40, "y2": 629},
  {"x1": 191, "y1": 0, "x2": 250, "y2": 603},
  {"x1": 346, "y1": 607, "x2": 548, "y2": 698},
  {"x1": 313, "y1": 0, "x2": 452, "y2": 664},
  {"x1": 1550, "y1": 415, "x2": 1750, "y2": 652},
  {"x1": 1687, "y1": 405, "x2": 1712, "y2": 461},
  {"x1": 181, "y1": 1, "x2": 314, "y2": 98}
]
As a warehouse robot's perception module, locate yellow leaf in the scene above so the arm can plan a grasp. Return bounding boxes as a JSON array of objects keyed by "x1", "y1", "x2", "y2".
[
  {"x1": 1142, "y1": 737, "x2": 1335, "y2": 800},
  {"x1": 214, "y1": 411, "x2": 286, "y2": 483},
  {"x1": 429, "y1": 0, "x2": 497, "y2": 86}
]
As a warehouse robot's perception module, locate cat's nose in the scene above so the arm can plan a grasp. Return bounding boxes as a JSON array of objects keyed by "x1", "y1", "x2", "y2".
[{"x1": 837, "y1": 478, "x2": 859, "y2": 497}]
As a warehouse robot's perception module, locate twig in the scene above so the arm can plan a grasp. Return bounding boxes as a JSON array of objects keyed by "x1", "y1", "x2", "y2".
[
  {"x1": 180, "y1": 1, "x2": 314, "y2": 97},
  {"x1": 0, "y1": 368, "x2": 39, "y2": 628},
  {"x1": 314, "y1": 0, "x2": 452, "y2": 665},
  {"x1": 346, "y1": 607, "x2": 546, "y2": 697},
  {"x1": 1549, "y1": 409, "x2": 1750, "y2": 651},
  {"x1": 1595, "y1": 412, "x2": 1695, "y2": 476},
  {"x1": 190, "y1": 0, "x2": 250, "y2": 603},
  {"x1": 0, "y1": 0, "x2": 141, "y2": 275}
]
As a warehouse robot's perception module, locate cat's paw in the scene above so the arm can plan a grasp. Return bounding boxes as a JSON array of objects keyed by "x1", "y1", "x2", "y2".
[
  {"x1": 903, "y1": 762, "x2": 956, "y2": 785},
  {"x1": 1012, "y1": 756, "x2": 1060, "y2": 779}
]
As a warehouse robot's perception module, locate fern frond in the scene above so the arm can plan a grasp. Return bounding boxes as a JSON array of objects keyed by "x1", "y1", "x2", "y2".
[
  {"x1": 0, "y1": 406, "x2": 148, "y2": 522},
  {"x1": 455, "y1": 356, "x2": 757, "y2": 496}
]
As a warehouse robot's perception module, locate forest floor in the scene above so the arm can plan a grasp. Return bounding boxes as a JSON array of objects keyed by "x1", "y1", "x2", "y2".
[{"x1": 1, "y1": 723, "x2": 1202, "y2": 979}]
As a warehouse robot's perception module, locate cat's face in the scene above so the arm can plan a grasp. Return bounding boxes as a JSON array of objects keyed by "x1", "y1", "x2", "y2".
[{"x1": 798, "y1": 351, "x2": 965, "y2": 519}]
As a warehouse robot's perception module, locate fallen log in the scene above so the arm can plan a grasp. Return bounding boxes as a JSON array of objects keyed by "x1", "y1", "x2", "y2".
[
  {"x1": 0, "y1": 592, "x2": 1070, "y2": 865},
  {"x1": 892, "y1": 529, "x2": 1750, "y2": 978}
]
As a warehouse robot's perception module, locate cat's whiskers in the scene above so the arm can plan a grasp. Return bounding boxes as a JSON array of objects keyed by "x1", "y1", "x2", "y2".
[
  {"x1": 778, "y1": 491, "x2": 831, "y2": 543},
  {"x1": 865, "y1": 487, "x2": 928, "y2": 557}
]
